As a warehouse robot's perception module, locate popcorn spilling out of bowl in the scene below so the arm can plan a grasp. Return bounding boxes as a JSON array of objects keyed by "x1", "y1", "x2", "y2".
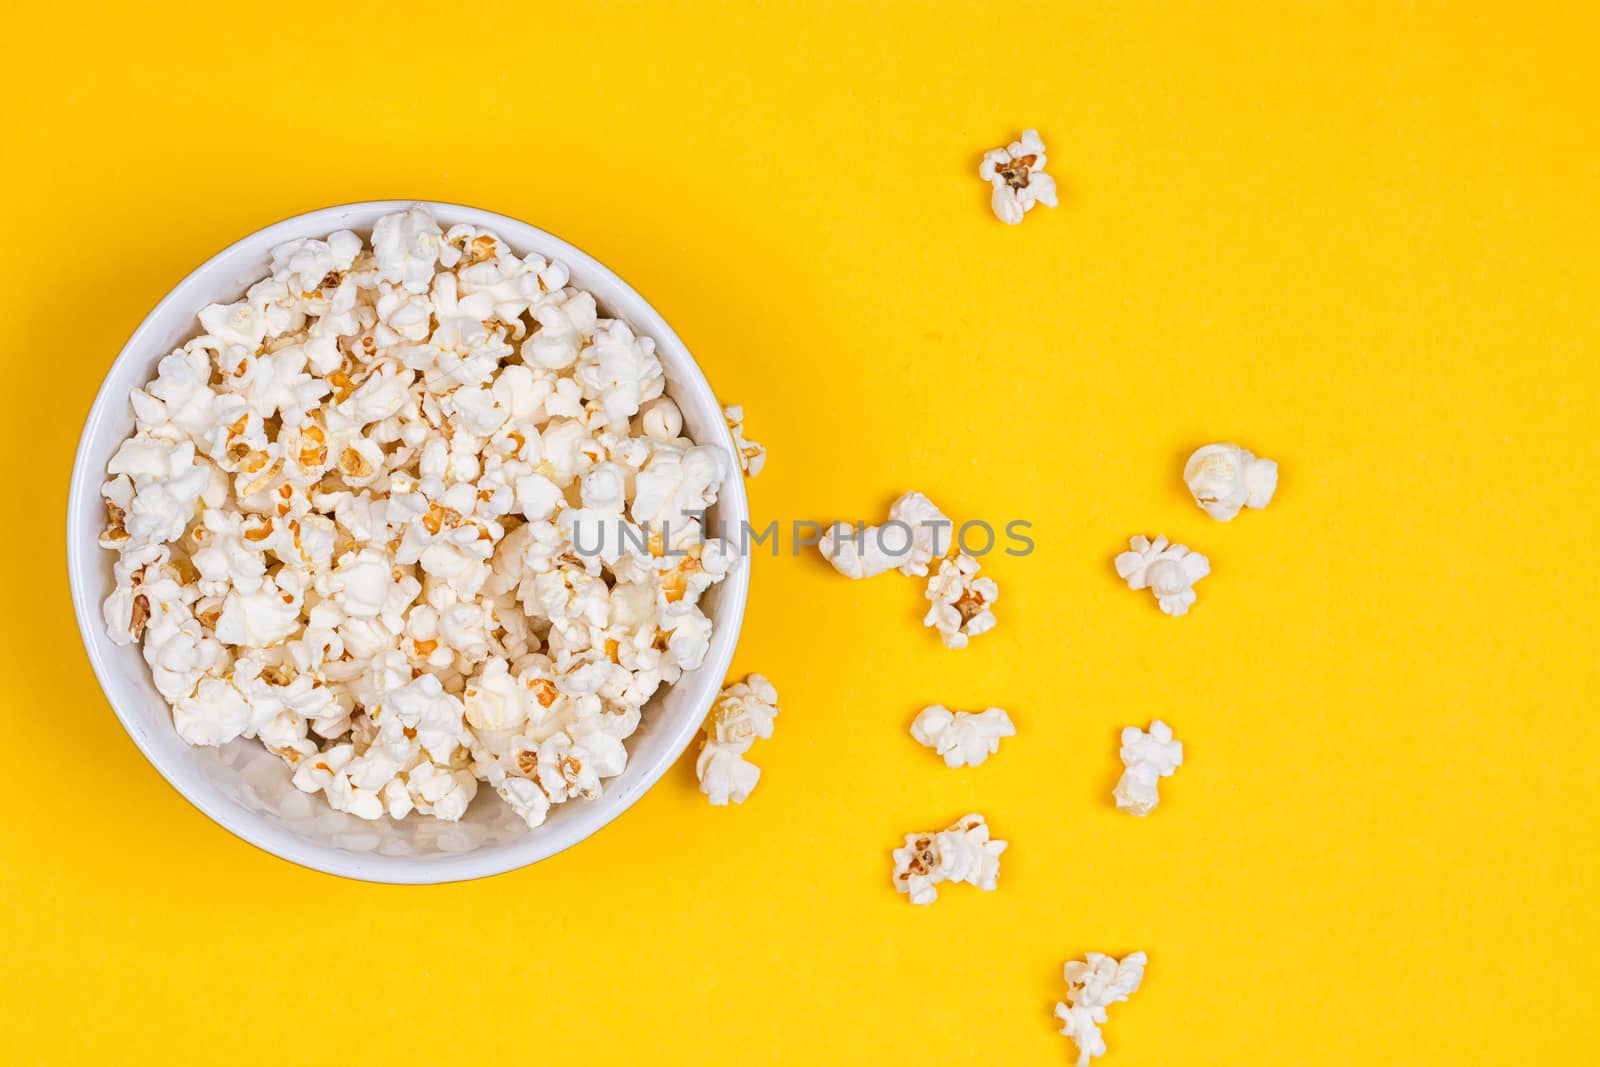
[
  {"x1": 1113, "y1": 720, "x2": 1183, "y2": 816},
  {"x1": 1184, "y1": 442, "x2": 1278, "y2": 521},
  {"x1": 1055, "y1": 951, "x2": 1148, "y2": 1066},
  {"x1": 695, "y1": 673, "x2": 780, "y2": 805},
  {"x1": 96, "y1": 205, "x2": 739, "y2": 826},
  {"x1": 1114, "y1": 535, "x2": 1209, "y2": 616},
  {"x1": 979, "y1": 128, "x2": 1059, "y2": 224},
  {"x1": 910, "y1": 704, "x2": 1014, "y2": 768},
  {"x1": 892, "y1": 813, "x2": 1007, "y2": 905}
]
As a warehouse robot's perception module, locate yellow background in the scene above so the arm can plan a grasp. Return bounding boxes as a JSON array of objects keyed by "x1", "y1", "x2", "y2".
[{"x1": 3, "y1": 2, "x2": 1596, "y2": 1063}]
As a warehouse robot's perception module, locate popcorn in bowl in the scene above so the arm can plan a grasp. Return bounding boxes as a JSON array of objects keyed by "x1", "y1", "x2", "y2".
[{"x1": 96, "y1": 205, "x2": 739, "y2": 828}]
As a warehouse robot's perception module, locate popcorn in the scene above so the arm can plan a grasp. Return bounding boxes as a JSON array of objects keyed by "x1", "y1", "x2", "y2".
[
  {"x1": 1054, "y1": 951, "x2": 1148, "y2": 1066},
  {"x1": 817, "y1": 522, "x2": 899, "y2": 580},
  {"x1": 171, "y1": 677, "x2": 250, "y2": 746},
  {"x1": 99, "y1": 206, "x2": 735, "y2": 825},
  {"x1": 214, "y1": 570, "x2": 305, "y2": 647},
  {"x1": 537, "y1": 722, "x2": 628, "y2": 802},
  {"x1": 695, "y1": 743, "x2": 761, "y2": 806},
  {"x1": 817, "y1": 492, "x2": 1001, "y2": 649},
  {"x1": 818, "y1": 491, "x2": 952, "y2": 580},
  {"x1": 696, "y1": 674, "x2": 779, "y2": 805},
  {"x1": 892, "y1": 813, "x2": 1007, "y2": 905},
  {"x1": 722, "y1": 404, "x2": 766, "y2": 477},
  {"x1": 886, "y1": 492, "x2": 952, "y2": 577},
  {"x1": 1114, "y1": 535, "x2": 1210, "y2": 616},
  {"x1": 979, "y1": 128, "x2": 1059, "y2": 225},
  {"x1": 910, "y1": 705, "x2": 1014, "y2": 768},
  {"x1": 1184, "y1": 442, "x2": 1279, "y2": 521},
  {"x1": 106, "y1": 434, "x2": 210, "y2": 549},
  {"x1": 1114, "y1": 720, "x2": 1183, "y2": 816},
  {"x1": 631, "y1": 443, "x2": 728, "y2": 546},
  {"x1": 372, "y1": 205, "x2": 453, "y2": 294},
  {"x1": 638, "y1": 397, "x2": 683, "y2": 441},
  {"x1": 923, "y1": 554, "x2": 998, "y2": 649},
  {"x1": 576, "y1": 320, "x2": 666, "y2": 429}
]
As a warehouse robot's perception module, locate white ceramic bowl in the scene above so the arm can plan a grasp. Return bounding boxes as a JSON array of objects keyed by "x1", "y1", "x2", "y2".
[{"x1": 67, "y1": 201, "x2": 749, "y2": 884}]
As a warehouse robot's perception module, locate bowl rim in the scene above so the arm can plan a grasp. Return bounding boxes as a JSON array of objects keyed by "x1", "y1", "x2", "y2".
[{"x1": 66, "y1": 199, "x2": 750, "y2": 884}]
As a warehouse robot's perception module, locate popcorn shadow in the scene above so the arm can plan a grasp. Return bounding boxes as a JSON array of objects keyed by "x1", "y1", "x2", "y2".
[
  {"x1": 677, "y1": 735, "x2": 703, "y2": 792},
  {"x1": 1170, "y1": 442, "x2": 1206, "y2": 507},
  {"x1": 1099, "y1": 726, "x2": 1126, "y2": 811},
  {"x1": 1041, "y1": 956, "x2": 1066, "y2": 1037}
]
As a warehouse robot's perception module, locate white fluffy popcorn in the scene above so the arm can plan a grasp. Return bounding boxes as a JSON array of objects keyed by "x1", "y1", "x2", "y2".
[
  {"x1": 979, "y1": 128, "x2": 1059, "y2": 224},
  {"x1": 1184, "y1": 442, "x2": 1278, "y2": 521},
  {"x1": 891, "y1": 813, "x2": 1007, "y2": 905},
  {"x1": 100, "y1": 206, "x2": 736, "y2": 825},
  {"x1": 923, "y1": 553, "x2": 998, "y2": 649},
  {"x1": 817, "y1": 492, "x2": 1001, "y2": 649},
  {"x1": 1114, "y1": 719, "x2": 1183, "y2": 816},
  {"x1": 722, "y1": 404, "x2": 766, "y2": 477},
  {"x1": 1055, "y1": 951, "x2": 1148, "y2": 1066},
  {"x1": 818, "y1": 491, "x2": 952, "y2": 580},
  {"x1": 909, "y1": 705, "x2": 1014, "y2": 768},
  {"x1": 696, "y1": 674, "x2": 779, "y2": 805},
  {"x1": 1114, "y1": 535, "x2": 1210, "y2": 617}
]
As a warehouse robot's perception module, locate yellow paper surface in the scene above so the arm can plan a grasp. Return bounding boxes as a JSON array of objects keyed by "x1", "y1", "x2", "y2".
[{"x1": 2, "y1": 3, "x2": 1595, "y2": 1063}]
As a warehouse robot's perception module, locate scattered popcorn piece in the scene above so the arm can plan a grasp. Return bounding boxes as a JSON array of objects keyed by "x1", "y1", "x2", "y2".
[
  {"x1": 910, "y1": 705, "x2": 1014, "y2": 768},
  {"x1": 695, "y1": 743, "x2": 761, "y2": 806},
  {"x1": 695, "y1": 674, "x2": 779, "y2": 805},
  {"x1": 98, "y1": 206, "x2": 739, "y2": 826},
  {"x1": 722, "y1": 404, "x2": 766, "y2": 477},
  {"x1": 891, "y1": 813, "x2": 1007, "y2": 905},
  {"x1": 923, "y1": 553, "x2": 998, "y2": 648},
  {"x1": 1184, "y1": 442, "x2": 1278, "y2": 521},
  {"x1": 979, "y1": 128, "x2": 1059, "y2": 225},
  {"x1": 1113, "y1": 720, "x2": 1183, "y2": 816},
  {"x1": 818, "y1": 490, "x2": 953, "y2": 580},
  {"x1": 1114, "y1": 535, "x2": 1209, "y2": 617},
  {"x1": 887, "y1": 492, "x2": 954, "y2": 577},
  {"x1": 818, "y1": 522, "x2": 898, "y2": 580},
  {"x1": 1055, "y1": 951, "x2": 1148, "y2": 1066}
]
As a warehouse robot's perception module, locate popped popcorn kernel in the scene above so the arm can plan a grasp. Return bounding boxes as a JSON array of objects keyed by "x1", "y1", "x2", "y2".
[
  {"x1": 923, "y1": 553, "x2": 998, "y2": 649},
  {"x1": 1114, "y1": 535, "x2": 1209, "y2": 617},
  {"x1": 1114, "y1": 719, "x2": 1183, "y2": 816},
  {"x1": 1055, "y1": 951, "x2": 1148, "y2": 1066},
  {"x1": 818, "y1": 490, "x2": 952, "y2": 580},
  {"x1": 1184, "y1": 442, "x2": 1278, "y2": 521},
  {"x1": 891, "y1": 813, "x2": 1007, "y2": 905},
  {"x1": 722, "y1": 404, "x2": 766, "y2": 477},
  {"x1": 695, "y1": 673, "x2": 779, "y2": 805},
  {"x1": 910, "y1": 705, "x2": 1014, "y2": 768},
  {"x1": 979, "y1": 128, "x2": 1059, "y2": 224}
]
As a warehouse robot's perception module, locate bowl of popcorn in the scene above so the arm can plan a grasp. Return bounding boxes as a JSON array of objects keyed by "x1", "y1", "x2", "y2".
[{"x1": 66, "y1": 202, "x2": 750, "y2": 883}]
